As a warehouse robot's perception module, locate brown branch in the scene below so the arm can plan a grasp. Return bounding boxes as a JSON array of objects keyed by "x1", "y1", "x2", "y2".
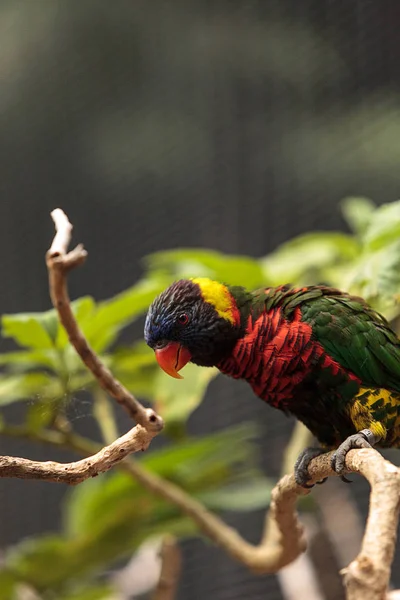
[
  {"x1": 0, "y1": 425, "x2": 157, "y2": 484},
  {"x1": 46, "y1": 208, "x2": 163, "y2": 433},
  {"x1": 337, "y1": 451, "x2": 400, "y2": 600},
  {"x1": 152, "y1": 536, "x2": 182, "y2": 600}
]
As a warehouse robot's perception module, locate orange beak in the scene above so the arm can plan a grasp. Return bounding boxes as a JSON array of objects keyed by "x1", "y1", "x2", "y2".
[{"x1": 155, "y1": 342, "x2": 192, "y2": 379}]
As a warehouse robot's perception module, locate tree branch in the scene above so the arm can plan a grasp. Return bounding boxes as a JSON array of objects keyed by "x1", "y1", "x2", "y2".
[
  {"x1": 0, "y1": 425, "x2": 156, "y2": 484},
  {"x1": 46, "y1": 208, "x2": 163, "y2": 433},
  {"x1": 152, "y1": 536, "x2": 182, "y2": 600}
]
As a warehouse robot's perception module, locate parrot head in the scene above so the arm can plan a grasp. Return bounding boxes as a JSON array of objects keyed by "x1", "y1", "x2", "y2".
[{"x1": 144, "y1": 278, "x2": 247, "y2": 378}]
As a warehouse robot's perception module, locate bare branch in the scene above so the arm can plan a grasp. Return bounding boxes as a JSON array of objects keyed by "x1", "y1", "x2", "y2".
[
  {"x1": 46, "y1": 208, "x2": 163, "y2": 433},
  {"x1": 152, "y1": 536, "x2": 182, "y2": 600},
  {"x1": 337, "y1": 450, "x2": 400, "y2": 600},
  {"x1": 0, "y1": 425, "x2": 157, "y2": 484}
]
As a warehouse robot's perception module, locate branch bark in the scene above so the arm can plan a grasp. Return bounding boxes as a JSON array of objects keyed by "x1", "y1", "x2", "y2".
[
  {"x1": 152, "y1": 536, "x2": 182, "y2": 600},
  {"x1": 46, "y1": 208, "x2": 163, "y2": 434},
  {"x1": 0, "y1": 425, "x2": 156, "y2": 483}
]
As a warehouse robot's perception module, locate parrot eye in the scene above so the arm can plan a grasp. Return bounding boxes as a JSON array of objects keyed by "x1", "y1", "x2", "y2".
[
  {"x1": 177, "y1": 313, "x2": 189, "y2": 326},
  {"x1": 154, "y1": 339, "x2": 167, "y2": 349}
]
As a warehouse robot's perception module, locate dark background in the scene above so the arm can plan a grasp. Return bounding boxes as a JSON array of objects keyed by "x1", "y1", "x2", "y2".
[{"x1": 0, "y1": 2, "x2": 399, "y2": 598}]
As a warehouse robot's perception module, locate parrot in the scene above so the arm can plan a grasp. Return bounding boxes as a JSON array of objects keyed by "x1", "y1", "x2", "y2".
[{"x1": 144, "y1": 277, "x2": 400, "y2": 487}]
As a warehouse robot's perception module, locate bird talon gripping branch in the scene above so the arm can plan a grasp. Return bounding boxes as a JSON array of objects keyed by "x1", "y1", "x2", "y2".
[
  {"x1": 331, "y1": 428, "x2": 380, "y2": 475},
  {"x1": 294, "y1": 447, "x2": 326, "y2": 487},
  {"x1": 145, "y1": 278, "x2": 400, "y2": 482}
]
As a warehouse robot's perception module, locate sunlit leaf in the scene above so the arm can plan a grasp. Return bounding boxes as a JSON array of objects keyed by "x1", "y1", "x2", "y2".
[
  {"x1": 26, "y1": 400, "x2": 57, "y2": 431},
  {"x1": 59, "y1": 584, "x2": 117, "y2": 600},
  {"x1": 152, "y1": 363, "x2": 218, "y2": 423},
  {"x1": 351, "y1": 240, "x2": 400, "y2": 302},
  {"x1": 82, "y1": 278, "x2": 167, "y2": 352},
  {"x1": 363, "y1": 200, "x2": 400, "y2": 250},
  {"x1": 142, "y1": 422, "x2": 260, "y2": 483},
  {"x1": 341, "y1": 196, "x2": 376, "y2": 235},
  {"x1": 65, "y1": 424, "x2": 261, "y2": 538},
  {"x1": 6, "y1": 535, "x2": 78, "y2": 590},
  {"x1": 261, "y1": 232, "x2": 360, "y2": 285},
  {"x1": 0, "y1": 373, "x2": 58, "y2": 406},
  {"x1": 0, "y1": 349, "x2": 57, "y2": 371},
  {"x1": 198, "y1": 477, "x2": 273, "y2": 511},
  {"x1": 2, "y1": 311, "x2": 58, "y2": 349},
  {"x1": 145, "y1": 248, "x2": 266, "y2": 289},
  {"x1": 0, "y1": 571, "x2": 18, "y2": 599}
]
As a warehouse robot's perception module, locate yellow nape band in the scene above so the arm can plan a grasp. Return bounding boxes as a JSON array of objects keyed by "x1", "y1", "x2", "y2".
[{"x1": 191, "y1": 277, "x2": 237, "y2": 324}]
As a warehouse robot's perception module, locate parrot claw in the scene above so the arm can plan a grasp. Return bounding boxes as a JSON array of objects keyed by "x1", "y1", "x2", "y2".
[
  {"x1": 330, "y1": 429, "x2": 379, "y2": 476},
  {"x1": 294, "y1": 447, "x2": 326, "y2": 488},
  {"x1": 340, "y1": 475, "x2": 352, "y2": 484},
  {"x1": 316, "y1": 477, "x2": 328, "y2": 485}
]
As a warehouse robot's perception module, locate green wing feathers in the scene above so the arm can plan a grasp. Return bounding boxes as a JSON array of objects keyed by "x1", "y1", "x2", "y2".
[{"x1": 300, "y1": 290, "x2": 400, "y2": 392}]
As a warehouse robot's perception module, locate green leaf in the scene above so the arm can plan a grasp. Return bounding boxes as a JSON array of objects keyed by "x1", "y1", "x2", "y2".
[
  {"x1": 341, "y1": 196, "x2": 376, "y2": 235},
  {"x1": 109, "y1": 342, "x2": 159, "y2": 400},
  {"x1": 0, "y1": 571, "x2": 18, "y2": 599},
  {"x1": 0, "y1": 373, "x2": 57, "y2": 406},
  {"x1": 2, "y1": 311, "x2": 59, "y2": 349},
  {"x1": 198, "y1": 477, "x2": 273, "y2": 511},
  {"x1": 0, "y1": 349, "x2": 57, "y2": 371},
  {"x1": 59, "y1": 584, "x2": 117, "y2": 600},
  {"x1": 141, "y1": 423, "x2": 260, "y2": 484},
  {"x1": 145, "y1": 248, "x2": 266, "y2": 289},
  {"x1": 6, "y1": 535, "x2": 78, "y2": 590},
  {"x1": 65, "y1": 424, "x2": 261, "y2": 538},
  {"x1": 363, "y1": 200, "x2": 400, "y2": 250},
  {"x1": 82, "y1": 278, "x2": 167, "y2": 352},
  {"x1": 351, "y1": 240, "x2": 400, "y2": 303},
  {"x1": 261, "y1": 232, "x2": 360, "y2": 285},
  {"x1": 110, "y1": 341, "x2": 156, "y2": 371},
  {"x1": 152, "y1": 363, "x2": 219, "y2": 423},
  {"x1": 26, "y1": 400, "x2": 57, "y2": 431}
]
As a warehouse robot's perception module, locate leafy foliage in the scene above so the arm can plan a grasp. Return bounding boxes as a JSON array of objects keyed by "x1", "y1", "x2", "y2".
[{"x1": 0, "y1": 197, "x2": 399, "y2": 597}]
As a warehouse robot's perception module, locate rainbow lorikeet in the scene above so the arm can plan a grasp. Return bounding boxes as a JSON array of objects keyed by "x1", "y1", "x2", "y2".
[{"x1": 144, "y1": 278, "x2": 400, "y2": 487}]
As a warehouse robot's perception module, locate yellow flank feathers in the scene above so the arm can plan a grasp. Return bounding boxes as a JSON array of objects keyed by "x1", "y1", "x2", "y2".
[
  {"x1": 349, "y1": 397, "x2": 387, "y2": 440},
  {"x1": 191, "y1": 277, "x2": 236, "y2": 324},
  {"x1": 349, "y1": 386, "x2": 400, "y2": 441}
]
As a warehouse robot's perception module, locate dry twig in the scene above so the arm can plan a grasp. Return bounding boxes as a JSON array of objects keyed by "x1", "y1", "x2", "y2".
[
  {"x1": 152, "y1": 536, "x2": 182, "y2": 600},
  {"x1": 46, "y1": 209, "x2": 163, "y2": 433},
  {"x1": 0, "y1": 425, "x2": 155, "y2": 484}
]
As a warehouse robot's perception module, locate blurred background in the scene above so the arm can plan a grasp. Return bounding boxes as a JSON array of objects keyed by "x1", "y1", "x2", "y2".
[{"x1": 0, "y1": 1, "x2": 400, "y2": 599}]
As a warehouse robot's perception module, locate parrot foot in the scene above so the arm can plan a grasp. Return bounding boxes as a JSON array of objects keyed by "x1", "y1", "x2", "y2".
[
  {"x1": 331, "y1": 429, "x2": 379, "y2": 476},
  {"x1": 294, "y1": 447, "x2": 327, "y2": 488}
]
